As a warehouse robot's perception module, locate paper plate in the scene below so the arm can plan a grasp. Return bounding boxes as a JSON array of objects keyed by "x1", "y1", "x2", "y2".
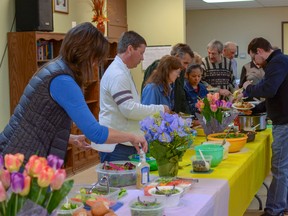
[{"x1": 232, "y1": 102, "x2": 255, "y2": 110}]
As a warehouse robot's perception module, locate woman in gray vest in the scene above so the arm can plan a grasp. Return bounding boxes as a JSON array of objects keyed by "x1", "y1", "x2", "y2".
[{"x1": 0, "y1": 22, "x2": 147, "y2": 163}]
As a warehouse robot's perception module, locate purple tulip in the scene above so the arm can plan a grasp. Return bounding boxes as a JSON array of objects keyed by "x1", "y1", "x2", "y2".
[
  {"x1": 11, "y1": 172, "x2": 24, "y2": 194},
  {"x1": 0, "y1": 155, "x2": 4, "y2": 172},
  {"x1": 47, "y1": 155, "x2": 64, "y2": 170}
]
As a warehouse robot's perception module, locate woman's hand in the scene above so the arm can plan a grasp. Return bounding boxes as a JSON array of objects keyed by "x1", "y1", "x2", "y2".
[{"x1": 69, "y1": 134, "x2": 92, "y2": 150}]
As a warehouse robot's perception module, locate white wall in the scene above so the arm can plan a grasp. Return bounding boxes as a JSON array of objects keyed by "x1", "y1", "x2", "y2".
[{"x1": 186, "y1": 7, "x2": 288, "y2": 79}]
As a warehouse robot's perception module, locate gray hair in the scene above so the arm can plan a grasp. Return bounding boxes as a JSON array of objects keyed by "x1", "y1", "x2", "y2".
[{"x1": 207, "y1": 39, "x2": 223, "y2": 53}]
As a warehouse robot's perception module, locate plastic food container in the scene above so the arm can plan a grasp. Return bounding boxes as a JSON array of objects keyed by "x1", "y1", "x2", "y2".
[
  {"x1": 95, "y1": 161, "x2": 137, "y2": 187},
  {"x1": 69, "y1": 184, "x2": 120, "y2": 205},
  {"x1": 202, "y1": 141, "x2": 230, "y2": 159},
  {"x1": 207, "y1": 133, "x2": 248, "y2": 153},
  {"x1": 194, "y1": 145, "x2": 223, "y2": 167},
  {"x1": 129, "y1": 196, "x2": 164, "y2": 216},
  {"x1": 191, "y1": 155, "x2": 212, "y2": 172},
  {"x1": 57, "y1": 200, "x2": 84, "y2": 216},
  {"x1": 147, "y1": 186, "x2": 183, "y2": 207}
]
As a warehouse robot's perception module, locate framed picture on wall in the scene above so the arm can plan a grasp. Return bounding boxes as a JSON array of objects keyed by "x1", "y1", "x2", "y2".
[
  {"x1": 54, "y1": 0, "x2": 69, "y2": 14},
  {"x1": 282, "y1": 22, "x2": 288, "y2": 54}
]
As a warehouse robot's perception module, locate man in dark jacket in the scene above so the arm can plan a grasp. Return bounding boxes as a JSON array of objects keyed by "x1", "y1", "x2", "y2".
[
  {"x1": 242, "y1": 37, "x2": 288, "y2": 216},
  {"x1": 141, "y1": 43, "x2": 194, "y2": 113}
]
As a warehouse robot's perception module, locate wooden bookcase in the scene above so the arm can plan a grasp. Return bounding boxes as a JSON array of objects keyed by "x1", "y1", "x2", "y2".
[{"x1": 7, "y1": 31, "x2": 100, "y2": 176}]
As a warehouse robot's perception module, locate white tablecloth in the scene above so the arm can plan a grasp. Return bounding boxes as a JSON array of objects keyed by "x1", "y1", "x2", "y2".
[{"x1": 116, "y1": 178, "x2": 229, "y2": 216}]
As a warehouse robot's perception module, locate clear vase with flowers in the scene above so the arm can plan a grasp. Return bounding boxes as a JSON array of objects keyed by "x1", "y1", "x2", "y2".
[
  {"x1": 195, "y1": 93, "x2": 237, "y2": 136},
  {"x1": 0, "y1": 153, "x2": 73, "y2": 216},
  {"x1": 140, "y1": 111, "x2": 195, "y2": 177}
]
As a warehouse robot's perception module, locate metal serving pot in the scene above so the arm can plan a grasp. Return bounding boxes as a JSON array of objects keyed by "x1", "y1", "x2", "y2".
[{"x1": 238, "y1": 113, "x2": 267, "y2": 131}]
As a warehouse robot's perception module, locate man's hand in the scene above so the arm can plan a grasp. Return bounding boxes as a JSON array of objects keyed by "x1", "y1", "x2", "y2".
[
  {"x1": 69, "y1": 134, "x2": 91, "y2": 150},
  {"x1": 163, "y1": 105, "x2": 170, "y2": 113},
  {"x1": 219, "y1": 89, "x2": 232, "y2": 97},
  {"x1": 130, "y1": 135, "x2": 148, "y2": 153},
  {"x1": 243, "y1": 80, "x2": 253, "y2": 89}
]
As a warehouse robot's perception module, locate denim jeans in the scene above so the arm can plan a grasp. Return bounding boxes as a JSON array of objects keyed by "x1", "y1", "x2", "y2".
[
  {"x1": 99, "y1": 144, "x2": 137, "y2": 163},
  {"x1": 265, "y1": 124, "x2": 288, "y2": 215}
]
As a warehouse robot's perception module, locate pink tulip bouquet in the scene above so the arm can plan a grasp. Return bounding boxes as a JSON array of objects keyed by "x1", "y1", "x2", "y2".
[
  {"x1": 0, "y1": 153, "x2": 74, "y2": 216},
  {"x1": 195, "y1": 93, "x2": 237, "y2": 135}
]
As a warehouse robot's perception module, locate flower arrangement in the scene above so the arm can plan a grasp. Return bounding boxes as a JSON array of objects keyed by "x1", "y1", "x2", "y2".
[
  {"x1": 0, "y1": 154, "x2": 73, "y2": 216},
  {"x1": 195, "y1": 93, "x2": 232, "y2": 124},
  {"x1": 139, "y1": 111, "x2": 195, "y2": 177},
  {"x1": 195, "y1": 93, "x2": 237, "y2": 135},
  {"x1": 91, "y1": 0, "x2": 109, "y2": 24}
]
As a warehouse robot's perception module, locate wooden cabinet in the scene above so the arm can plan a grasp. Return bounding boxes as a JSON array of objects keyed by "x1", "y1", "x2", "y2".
[
  {"x1": 7, "y1": 31, "x2": 65, "y2": 114},
  {"x1": 107, "y1": 0, "x2": 127, "y2": 42},
  {"x1": 7, "y1": 32, "x2": 100, "y2": 176}
]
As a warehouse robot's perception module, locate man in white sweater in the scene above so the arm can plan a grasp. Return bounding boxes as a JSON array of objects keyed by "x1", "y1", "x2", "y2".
[{"x1": 99, "y1": 31, "x2": 169, "y2": 162}]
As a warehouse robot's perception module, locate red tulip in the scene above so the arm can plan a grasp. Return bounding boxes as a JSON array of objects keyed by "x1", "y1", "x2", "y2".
[
  {"x1": 50, "y1": 169, "x2": 66, "y2": 190},
  {"x1": 0, "y1": 169, "x2": 11, "y2": 189},
  {"x1": 0, "y1": 181, "x2": 7, "y2": 202},
  {"x1": 37, "y1": 166, "x2": 54, "y2": 188},
  {"x1": 4, "y1": 153, "x2": 24, "y2": 172},
  {"x1": 19, "y1": 175, "x2": 31, "y2": 196}
]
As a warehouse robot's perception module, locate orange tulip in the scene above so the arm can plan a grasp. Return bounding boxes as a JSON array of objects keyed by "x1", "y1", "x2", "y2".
[
  {"x1": 25, "y1": 156, "x2": 47, "y2": 177},
  {"x1": 19, "y1": 175, "x2": 31, "y2": 196},
  {"x1": 50, "y1": 169, "x2": 66, "y2": 190},
  {"x1": 4, "y1": 153, "x2": 24, "y2": 172},
  {"x1": 37, "y1": 166, "x2": 54, "y2": 188},
  {"x1": 0, "y1": 181, "x2": 7, "y2": 202}
]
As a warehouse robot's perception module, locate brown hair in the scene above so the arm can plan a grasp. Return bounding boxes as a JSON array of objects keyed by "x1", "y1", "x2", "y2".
[
  {"x1": 60, "y1": 22, "x2": 109, "y2": 88},
  {"x1": 247, "y1": 37, "x2": 273, "y2": 54},
  {"x1": 146, "y1": 55, "x2": 182, "y2": 96}
]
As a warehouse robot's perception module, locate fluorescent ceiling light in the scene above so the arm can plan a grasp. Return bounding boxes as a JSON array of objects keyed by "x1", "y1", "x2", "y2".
[{"x1": 203, "y1": 0, "x2": 254, "y2": 3}]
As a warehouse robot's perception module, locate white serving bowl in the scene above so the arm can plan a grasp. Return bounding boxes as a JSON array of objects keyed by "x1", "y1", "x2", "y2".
[{"x1": 147, "y1": 186, "x2": 183, "y2": 207}]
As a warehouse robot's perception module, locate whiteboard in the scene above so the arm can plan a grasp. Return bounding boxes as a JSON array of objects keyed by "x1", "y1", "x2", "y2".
[{"x1": 142, "y1": 45, "x2": 172, "y2": 70}]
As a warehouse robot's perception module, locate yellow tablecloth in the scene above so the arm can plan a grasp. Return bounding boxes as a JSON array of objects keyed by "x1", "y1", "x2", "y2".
[{"x1": 151, "y1": 129, "x2": 272, "y2": 216}]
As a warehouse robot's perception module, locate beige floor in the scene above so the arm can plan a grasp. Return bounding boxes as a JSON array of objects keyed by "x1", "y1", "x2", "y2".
[{"x1": 68, "y1": 166, "x2": 272, "y2": 216}]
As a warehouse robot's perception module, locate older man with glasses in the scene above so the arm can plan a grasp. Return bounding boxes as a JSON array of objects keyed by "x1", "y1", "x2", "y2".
[{"x1": 201, "y1": 39, "x2": 236, "y2": 98}]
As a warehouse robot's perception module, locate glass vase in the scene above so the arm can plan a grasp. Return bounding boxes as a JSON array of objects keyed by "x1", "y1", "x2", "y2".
[{"x1": 157, "y1": 161, "x2": 179, "y2": 177}]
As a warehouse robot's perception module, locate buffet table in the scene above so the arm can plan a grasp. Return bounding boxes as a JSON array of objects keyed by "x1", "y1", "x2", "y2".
[
  {"x1": 159, "y1": 128, "x2": 272, "y2": 216},
  {"x1": 116, "y1": 178, "x2": 230, "y2": 216}
]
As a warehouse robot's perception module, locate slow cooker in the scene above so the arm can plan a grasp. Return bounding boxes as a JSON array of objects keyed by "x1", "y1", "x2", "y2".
[{"x1": 238, "y1": 113, "x2": 267, "y2": 131}]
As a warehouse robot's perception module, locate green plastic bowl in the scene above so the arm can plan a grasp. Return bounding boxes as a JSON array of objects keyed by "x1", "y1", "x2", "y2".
[
  {"x1": 194, "y1": 144, "x2": 224, "y2": 167},
  {"x1": 128, "y1": 154, "x2": 158, "y2": 171}
]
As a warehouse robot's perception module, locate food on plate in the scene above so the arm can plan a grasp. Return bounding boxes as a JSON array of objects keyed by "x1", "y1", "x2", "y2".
[
  {"x1": 154, "y1": 187, "x2": 180, "y2": 195},
  {"x1": 232, "y1": 101, "x2": 254, "y2": 110},
  {"x1": 144, "y1": 177, "x2": 195, "y2": 196},
  {"x1": 214, "y1": 133, "x2": 245, "y2": 138},
  {"x1": 60, "y1": 201, "x2": 79, "y2": 210}
]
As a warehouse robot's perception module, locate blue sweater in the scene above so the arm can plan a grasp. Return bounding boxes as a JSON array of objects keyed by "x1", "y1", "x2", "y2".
[
  {"x1": 184, "y1": 80, "x2": 208, "y2": 116},
  {"x1": 141, "y1": 83, "x2": 172, "y2": 109},
  {"x1": 245, "y1": 49, "x2": 288, "y2": 124}
]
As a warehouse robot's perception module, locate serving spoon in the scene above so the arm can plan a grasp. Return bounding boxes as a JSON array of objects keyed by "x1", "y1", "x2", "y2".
[{"x1": 198, "y1": 149, "x2": 210, "y2": 171}]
